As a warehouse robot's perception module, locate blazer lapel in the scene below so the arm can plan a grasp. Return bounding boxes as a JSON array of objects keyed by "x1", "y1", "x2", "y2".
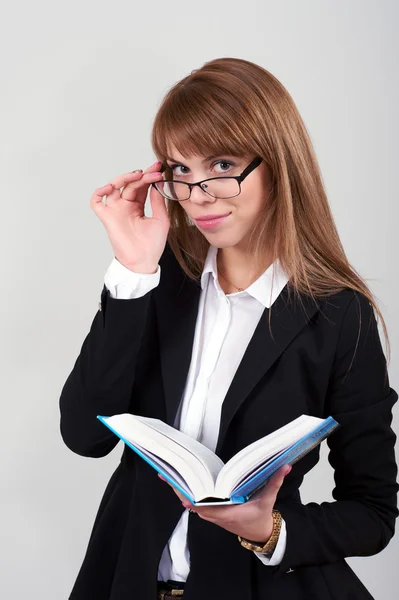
[
  {"x1": 215, "y1": 286, "x2": 320, "y2": 453},
  {"x1": 155, "y1": 258, "x2": 201, "y2": 427}
]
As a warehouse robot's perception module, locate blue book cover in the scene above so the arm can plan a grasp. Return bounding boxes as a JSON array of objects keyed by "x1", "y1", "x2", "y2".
[
  {"x1": 230, "y1": 416, "x2": 340, "y2": 503},
  {"x1": 97, "y1": 415, "x2": 340, "y2": 506}
]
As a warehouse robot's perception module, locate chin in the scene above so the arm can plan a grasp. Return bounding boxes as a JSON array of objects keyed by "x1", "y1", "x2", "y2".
[{"x1": 200, "y1": 231, "x2": 246, "y2": 249}]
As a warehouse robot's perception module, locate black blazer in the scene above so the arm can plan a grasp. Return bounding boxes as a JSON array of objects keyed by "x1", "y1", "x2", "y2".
[{"x1": 59, "y1": 242, "x2": 399, "y2": 600}]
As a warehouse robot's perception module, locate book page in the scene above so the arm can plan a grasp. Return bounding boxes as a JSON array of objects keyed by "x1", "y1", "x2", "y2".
[
  {"x1": 230, "y1": 445, "x2": 290, "y2": 491},
  {"x1": 215, "y1": 415, "x2": 324, "y2": 497},
  {"x1": 133, "y1": 442, "x2": 194, "y2": 497},
  {"x1": 135, "y1": 416, "x2": 224, "y2": 478},
  {"x1": 103, "y1": 414, "x2": 223, "y2": 501}
]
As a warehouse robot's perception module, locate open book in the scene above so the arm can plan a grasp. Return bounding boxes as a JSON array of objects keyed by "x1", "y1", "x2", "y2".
[{"x1": 97, "y1": 413, "x2": 339, "y2": 505}]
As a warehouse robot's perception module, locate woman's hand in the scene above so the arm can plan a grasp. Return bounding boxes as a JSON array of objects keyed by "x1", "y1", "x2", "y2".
[
  {"x1": 90, "y1": 160, "x2": 170, "y2": 273},
  {"x1": 158, "y1": 464, "x2": 292, "y2": 544}
]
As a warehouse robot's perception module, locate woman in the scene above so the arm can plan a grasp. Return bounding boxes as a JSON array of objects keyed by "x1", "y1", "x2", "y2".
[{"x1": 59, "y1": 57, "x2": 399, "y2": 600}]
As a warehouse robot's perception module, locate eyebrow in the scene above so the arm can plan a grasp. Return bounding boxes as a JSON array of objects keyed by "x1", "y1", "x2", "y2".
[{"x1": 165, "y1": 154, "x2": 233, "y2": 164}]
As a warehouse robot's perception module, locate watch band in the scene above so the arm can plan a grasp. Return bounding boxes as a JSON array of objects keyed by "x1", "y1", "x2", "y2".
[{"x1": 238, "y1": 509, "x2": 282, "y2": 553}]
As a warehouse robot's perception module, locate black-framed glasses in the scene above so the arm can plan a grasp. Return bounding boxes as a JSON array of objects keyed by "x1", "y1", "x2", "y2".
[{"x1": 151, "y1": 156, "x2": 263, "y2": 201}]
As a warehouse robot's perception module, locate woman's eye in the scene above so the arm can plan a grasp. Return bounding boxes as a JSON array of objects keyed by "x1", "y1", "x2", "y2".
[
  {"x1": 214, "y1": 161, "x2": 234, "y2": 173},
  {"x1": 170, "y1": 164, "x2": 189, "y2": 176}
]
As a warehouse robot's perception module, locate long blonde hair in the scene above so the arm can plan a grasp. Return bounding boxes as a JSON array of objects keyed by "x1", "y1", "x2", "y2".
[{"x1": 151, "y1": 57, "x2": 390, "y2": 366}]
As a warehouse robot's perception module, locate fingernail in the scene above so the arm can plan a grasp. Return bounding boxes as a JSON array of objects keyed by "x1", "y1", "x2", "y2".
[
  {"x1": 286, "y1": 465, "x2": 292, "y2": 475},
  {"x1": 151, "y1": 160, "x2": 162, "y2": 167},
  {"x1": 132, "y1": 169, "x2": 143, "y2": 173}
]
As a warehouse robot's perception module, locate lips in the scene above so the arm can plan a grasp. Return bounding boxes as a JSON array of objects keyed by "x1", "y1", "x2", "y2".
[
  {"x1": 193, "y1": 212, "x2": 232, "y2": 230},
  {"x1": 194, "y1": 213, "x2": 231, "y2": 221}
]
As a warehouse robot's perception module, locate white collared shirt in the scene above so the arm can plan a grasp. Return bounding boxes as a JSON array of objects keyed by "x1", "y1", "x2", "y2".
[{"x1": 104, "y1": 244, "x2": 289, "y2": 581}]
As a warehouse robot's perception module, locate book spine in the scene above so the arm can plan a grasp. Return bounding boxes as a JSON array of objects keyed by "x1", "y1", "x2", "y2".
[{"x1": 231, "y1": 417, "x2": 340, "y2": 502}]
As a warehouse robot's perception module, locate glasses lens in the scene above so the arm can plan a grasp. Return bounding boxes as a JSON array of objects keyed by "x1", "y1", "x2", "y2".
[
  {"x1": 155, "y1": 181, "x2": 191, "y2": 201},
  {"x1": 155, "y1": 178, "x2": 240, "y2": 201},
  {"x1": 201, "y1": 178, "x2": 240, "y2": 199}
]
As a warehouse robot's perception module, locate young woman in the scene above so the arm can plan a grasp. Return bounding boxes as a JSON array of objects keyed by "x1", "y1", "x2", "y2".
[{"x1": 59, "y1": 57, "x2": 399, "y2": 600}]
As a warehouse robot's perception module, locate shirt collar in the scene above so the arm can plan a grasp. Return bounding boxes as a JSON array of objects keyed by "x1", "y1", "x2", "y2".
[{"x1": 200, "y1": 245, "x2": 289, "y2": 309}]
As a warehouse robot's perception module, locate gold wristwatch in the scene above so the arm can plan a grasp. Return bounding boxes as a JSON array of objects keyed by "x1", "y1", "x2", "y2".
[{"x1": 238, "y1": 509, "x2": 282, "y2": 553}]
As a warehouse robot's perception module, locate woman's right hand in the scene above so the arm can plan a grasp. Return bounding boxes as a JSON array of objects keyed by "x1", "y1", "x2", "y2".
[{"x1": 90, "y1": 160, "x2": 170, "y2": 273}]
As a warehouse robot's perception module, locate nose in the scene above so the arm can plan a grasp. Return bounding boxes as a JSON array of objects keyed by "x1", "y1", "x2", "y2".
[{"x1": 188, "y1": 184, "x2": 217, "y2": 205}]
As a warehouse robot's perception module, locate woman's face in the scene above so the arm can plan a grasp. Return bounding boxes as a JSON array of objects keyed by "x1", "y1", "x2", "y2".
[{"x1": 165, "y1": 146, "x2": 273, "y2": 250}]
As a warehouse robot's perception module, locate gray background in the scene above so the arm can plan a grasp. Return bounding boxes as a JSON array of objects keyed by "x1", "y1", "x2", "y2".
[{"x1": 1, "y1": 1, "x2": 398, "y2": 598}]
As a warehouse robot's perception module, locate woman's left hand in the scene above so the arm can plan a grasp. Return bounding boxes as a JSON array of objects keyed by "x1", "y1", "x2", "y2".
[{"x1": 158, "y1": 463, "x2": 291, "y2": 543}]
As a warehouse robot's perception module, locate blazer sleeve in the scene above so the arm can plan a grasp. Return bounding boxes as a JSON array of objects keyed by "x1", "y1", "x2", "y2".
[
  {"x1": 273, "y1": 291, "x2": 399, "y2": 576},
  {"x1": 59, "y1": 281, "x2": 157, "y2": 459}
]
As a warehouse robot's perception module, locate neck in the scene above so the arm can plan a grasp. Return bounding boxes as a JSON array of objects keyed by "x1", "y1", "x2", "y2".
[{"x1": 216, "y1": 245, "x2": 273, "y2": 290}]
